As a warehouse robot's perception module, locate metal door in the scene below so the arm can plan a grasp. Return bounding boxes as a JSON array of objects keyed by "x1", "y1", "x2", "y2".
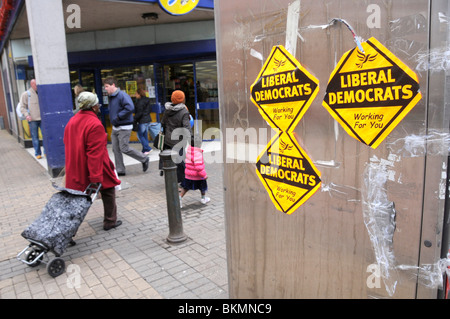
[{"x1": 215, "y1": 0, "x2": 450, "y2": 298}]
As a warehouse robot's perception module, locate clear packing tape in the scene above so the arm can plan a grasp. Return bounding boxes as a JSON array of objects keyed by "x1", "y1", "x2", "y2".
[
  {"x1": 320, "y1": 131, "x2": 450, "y2": 296},
  {"x1": 362, "y1": 156, "x2": 399, "y2": 296},
  {"x1": 397, "y1": 258, "x2": 450, "y2": 293},
  {"x1": 363, "y1": 130, "x2": 450, "y2": 296},
  {"x1": 387, "y1": 130, "x2": 450, "y2": 158}
]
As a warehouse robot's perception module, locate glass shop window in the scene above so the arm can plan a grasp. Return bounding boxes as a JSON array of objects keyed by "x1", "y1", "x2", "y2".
[
  {"x1": 101, "y1": 65, "x2": 155, "y2": 104},
  {"x1": 100, "y1": 65, "x2": 157, "y2": 141},
  {"x1": 195, "y1": 60, "x2": 219, "y2": 134}
]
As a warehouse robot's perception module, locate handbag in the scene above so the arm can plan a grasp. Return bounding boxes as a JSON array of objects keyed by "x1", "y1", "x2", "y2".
[
  {"x1": 16, "y1": 102, "x2": 26, "y2": 120},
  {"x1": 16, "y1": 90, "x2": 31, "y2": 121},
  {"x1": 153, "y1": 128, "x2": 165, "y2": 150}
]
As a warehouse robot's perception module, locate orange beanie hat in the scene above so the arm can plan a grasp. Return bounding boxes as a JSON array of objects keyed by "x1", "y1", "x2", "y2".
[{"x1": 171, "y1": 90, "x2": 185, "y2": 104}]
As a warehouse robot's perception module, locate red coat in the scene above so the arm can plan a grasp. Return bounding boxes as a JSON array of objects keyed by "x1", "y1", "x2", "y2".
[{"x1": 64, "y1": 110, "x2": 120, "y2": 191}]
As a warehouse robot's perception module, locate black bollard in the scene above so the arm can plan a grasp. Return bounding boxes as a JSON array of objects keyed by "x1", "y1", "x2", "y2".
[{"x1": 160, "y1": 150, "x2": 187, "y2": 243}]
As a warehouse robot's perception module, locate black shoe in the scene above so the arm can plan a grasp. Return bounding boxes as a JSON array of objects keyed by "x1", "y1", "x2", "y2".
[
  {"x1": 142, "y1": 157, "x2": 149, "y2": 172},
  {"x1": 69, "y1": 239, "x2": 76, "y2": 246},
  {"x1": 160, "y1": 170, "x2": 164, "y2": 176},
  {"x1": 117, "y1": 172, "x2": 126, "y2": 176},
  {"x1": 104, "y1": 220, "x2": 122, "y2": 231}
]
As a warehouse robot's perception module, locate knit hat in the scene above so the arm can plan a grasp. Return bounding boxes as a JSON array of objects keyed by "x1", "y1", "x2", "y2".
[
  {"x1": 78, "y1": 92, "x2": 99, "y2": 110},
  {"x1": 171, "y1": 90, "x2": 185, "y2": 105}
]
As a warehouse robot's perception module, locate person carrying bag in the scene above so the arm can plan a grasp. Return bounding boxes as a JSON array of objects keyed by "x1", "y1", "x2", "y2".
[{"x1": 159, "y1": 90, "x2": 192, "y2": 181}]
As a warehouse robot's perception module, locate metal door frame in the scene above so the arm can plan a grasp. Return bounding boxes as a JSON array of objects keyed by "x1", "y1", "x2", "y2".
[{"x1": 417, "y1": 0, "x2": 450, "y2": 299}]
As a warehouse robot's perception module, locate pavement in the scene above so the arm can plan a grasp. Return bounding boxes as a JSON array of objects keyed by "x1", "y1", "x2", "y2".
[{"x1": 0, "y1": 129, "x2": 228, "y2": 299}]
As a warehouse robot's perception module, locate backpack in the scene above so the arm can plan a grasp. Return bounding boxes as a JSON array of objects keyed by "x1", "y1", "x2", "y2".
[{"x1": 16, "y1": 90, "x2": 31, "y2": 121}]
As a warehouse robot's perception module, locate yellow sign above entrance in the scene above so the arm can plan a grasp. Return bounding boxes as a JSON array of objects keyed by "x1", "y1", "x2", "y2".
[
  {"x1": 159, "y1": 0, "x2": 200, "y2": 16},
  {"x1": 256, "y1": 132, "x2": 321, "y2": 215},
  {"x1": 322, "y1": 37, "x2": 422, "y2": 149},
  {"x1": 251, "y1": 45, "x2": 319, "y2": 132}
]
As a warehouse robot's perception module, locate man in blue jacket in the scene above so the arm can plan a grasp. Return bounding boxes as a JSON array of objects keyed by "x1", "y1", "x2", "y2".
[{"x1": 104, "y1": 77, "x2": 149, "y2": 176}]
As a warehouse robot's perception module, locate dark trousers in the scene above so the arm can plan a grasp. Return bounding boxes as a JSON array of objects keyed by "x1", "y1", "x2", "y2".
[
  {"x1": 100, "y1": 187, "x2": 117, "y2": 228},
  {"x1": 159, "y1": 144, "x2": 186, "y2": 184}
]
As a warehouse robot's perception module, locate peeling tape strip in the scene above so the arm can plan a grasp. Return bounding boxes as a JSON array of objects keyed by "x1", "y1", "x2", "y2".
[{"x1": 362, "y1": 156, "x2": 398, "y2": 296}]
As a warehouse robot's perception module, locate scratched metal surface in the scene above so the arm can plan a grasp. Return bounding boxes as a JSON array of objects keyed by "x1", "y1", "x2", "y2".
[{"x1": 215, "y1": 0, "x2": 450, "y2": 298}]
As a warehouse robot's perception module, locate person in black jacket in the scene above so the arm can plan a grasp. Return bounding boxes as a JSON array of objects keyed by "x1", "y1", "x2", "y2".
[
  {"x1": 104, "y1": 77, "x2": 149, "y2": 176},
  {"x1": 160, "y1": 90, "x2": 192, "y2": 182},
  {"x1": 133, "y1": 88, "x2": 152, "y2": 154}
]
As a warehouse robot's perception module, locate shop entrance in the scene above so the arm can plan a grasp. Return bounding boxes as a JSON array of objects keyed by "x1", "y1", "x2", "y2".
[
  {"x1": 155, "y1": 61, "x2": 219, "y2": 136},
  {"x1": 70, "y1": 69, "x2": 101, "y2": 111},
  {"x1": 80, "y1": 70, "x2": 96, "y2": 93},
  {"x1": 70, "y1": 59, "x2": 219, "y2": 141},
  {"x1": 156, "y1": 62, "x2": 196, "y2": 115}
]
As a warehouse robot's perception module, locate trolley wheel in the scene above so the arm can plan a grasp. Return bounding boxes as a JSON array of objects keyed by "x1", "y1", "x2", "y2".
[
  {"x1": 47, "y1": 258, "x2": 65, "y2": 278},
  {"x1": 25, "y1": 246, "x2": 43, "y2": 267}
]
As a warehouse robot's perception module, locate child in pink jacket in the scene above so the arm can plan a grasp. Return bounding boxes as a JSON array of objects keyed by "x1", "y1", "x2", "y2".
[{"x1": 179, "y1": 137, "x2": 210, "y2": 207}]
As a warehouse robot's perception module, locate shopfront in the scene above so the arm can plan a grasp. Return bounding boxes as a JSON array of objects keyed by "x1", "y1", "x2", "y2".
[
  {"x1": 2, "y1": 0, "x2": 217, "y2": 151},
  {"x1": 67, "y1": 45, "x2": 218, "y2": 142}
]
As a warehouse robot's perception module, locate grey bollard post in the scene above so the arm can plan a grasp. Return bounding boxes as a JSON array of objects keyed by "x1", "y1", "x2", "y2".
[{"x1": 160, "y1": 150, "x2": 187, "y2": 243}]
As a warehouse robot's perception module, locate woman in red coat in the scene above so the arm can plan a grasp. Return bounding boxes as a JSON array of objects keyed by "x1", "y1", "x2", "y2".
[{"x1": 64, "y1": 91, "x2": 122, "y2": 231}]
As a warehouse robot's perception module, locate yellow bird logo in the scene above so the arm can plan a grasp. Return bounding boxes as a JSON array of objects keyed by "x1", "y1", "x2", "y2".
[
  {"x1": 356, "y1": 50, "x2": 377, "y2": 69},
  {"x1": 273, "y1": 58, "x2": 286, "y2": 72},
  {"x1": 279, "y1": 140, "x2": 293, "y2": 153}
]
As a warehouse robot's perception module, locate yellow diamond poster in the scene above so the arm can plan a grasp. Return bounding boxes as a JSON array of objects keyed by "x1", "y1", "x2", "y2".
[
  {"x1": 251, "y1": 45, "x2": 319, "y2": 132},
  {"x1": 322, "y1": 37, "x2": 421, "y2": 149},
  {"x1": 255, "y1": 132, "x2": 321, "y2": 215}
]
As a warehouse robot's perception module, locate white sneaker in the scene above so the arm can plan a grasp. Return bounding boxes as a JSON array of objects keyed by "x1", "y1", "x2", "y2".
[{"x1": 200, "y1": 197, "x2": 210, "y2": 204}]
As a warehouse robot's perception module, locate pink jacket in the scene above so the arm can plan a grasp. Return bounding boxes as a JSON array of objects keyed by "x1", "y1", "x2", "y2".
[{"x1": 185, "y1": 145, "x2": 207, "y2": 180}]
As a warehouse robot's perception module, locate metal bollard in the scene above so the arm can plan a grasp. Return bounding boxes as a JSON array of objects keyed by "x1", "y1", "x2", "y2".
[{"x1": 160, "y1": 150, "x2": 187, "y2": 243}]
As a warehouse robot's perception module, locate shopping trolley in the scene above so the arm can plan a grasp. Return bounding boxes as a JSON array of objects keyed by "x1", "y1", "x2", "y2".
[{"x1": 17, "y1": 183, "x2": 101, "y2": 277}]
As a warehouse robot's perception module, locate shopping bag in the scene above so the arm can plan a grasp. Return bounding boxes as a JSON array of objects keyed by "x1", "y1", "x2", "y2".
[
  {"x1": 16, "y1": 102, "x2": 26, "y2": 120},
  {"x1": 153, "y1": 131, "x2": 165, "y2": 150}
]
